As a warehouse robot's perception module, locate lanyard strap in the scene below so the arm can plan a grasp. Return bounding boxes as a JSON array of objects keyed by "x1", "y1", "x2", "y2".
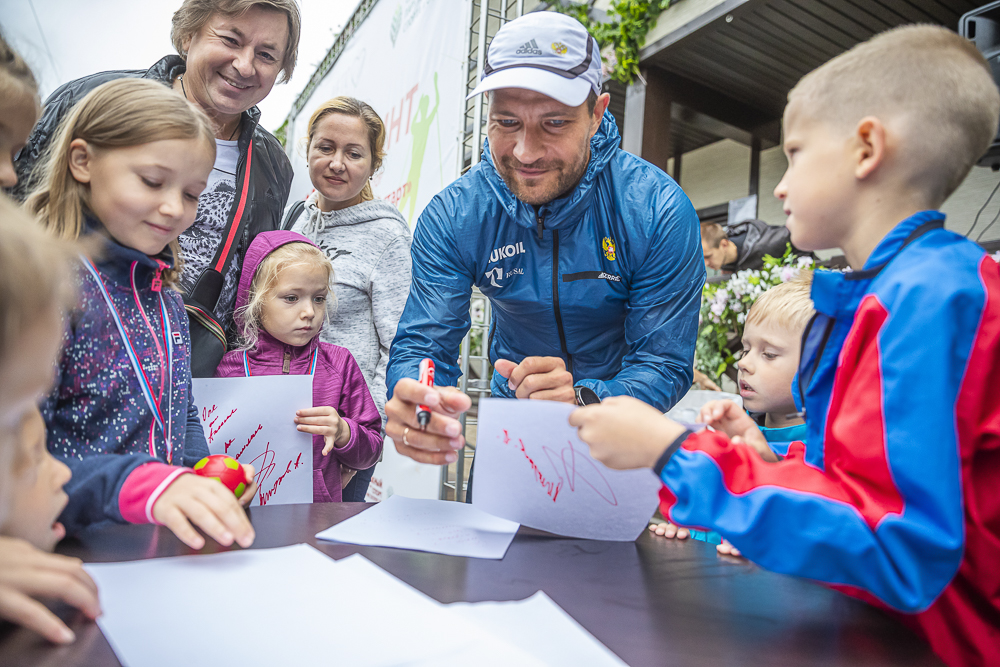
[
  {"x1": 243, "y1": 347, "x2": 318, "y2": 377},
  {"x1": 82, "y1": 258, "x2": 173, "y2": 462}
]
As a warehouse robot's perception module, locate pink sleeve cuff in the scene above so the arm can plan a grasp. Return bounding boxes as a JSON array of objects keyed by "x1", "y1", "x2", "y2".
[{"x1": 119, "y1": 463, "x2": 193, "y2": 524}]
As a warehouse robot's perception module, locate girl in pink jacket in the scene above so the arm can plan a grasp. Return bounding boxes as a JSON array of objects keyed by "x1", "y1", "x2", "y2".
[{"x1": 215, "y1": 231, "x2": 382, "y2": 502}]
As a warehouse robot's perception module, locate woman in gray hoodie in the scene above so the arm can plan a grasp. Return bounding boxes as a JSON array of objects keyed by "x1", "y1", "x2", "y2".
[{"x1": 284, "y1": 96, "x2": 412, "y2": 500}]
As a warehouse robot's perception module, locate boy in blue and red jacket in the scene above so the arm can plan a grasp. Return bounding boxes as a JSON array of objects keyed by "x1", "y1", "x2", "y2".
[{"x1": 571, "y1": 25, "x2": 1000, "y2": 667}]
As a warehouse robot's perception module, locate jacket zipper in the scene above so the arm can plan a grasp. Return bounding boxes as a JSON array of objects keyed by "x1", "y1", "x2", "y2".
[
  {"x1": 282, "y1": 346, "x2": 291, "y2": 374},
  {"x1": 548, "y1": 218, "x2": 573, "y2": 376}
]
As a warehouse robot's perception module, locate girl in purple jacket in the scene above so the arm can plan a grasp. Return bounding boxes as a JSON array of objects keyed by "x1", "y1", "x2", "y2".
[{"x1": 215, "y1": 230, "x2": 382, "y2": 502}]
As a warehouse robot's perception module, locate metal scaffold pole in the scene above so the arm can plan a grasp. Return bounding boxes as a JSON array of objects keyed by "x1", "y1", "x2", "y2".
[{"x1": 445, "y1": 0, "x2": 530, "y2": 502}]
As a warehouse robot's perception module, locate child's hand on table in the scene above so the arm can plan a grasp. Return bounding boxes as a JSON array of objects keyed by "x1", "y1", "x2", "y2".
[
  {"x1": 569, "y1": 396, "x2": 689, "y2": 470},
  {"x1": 698, "y1": 400, "x2": 778, "y2": 462},
  {"x1": 295, "y1": 406, "x2": 351, "y2": 456},
  {"x1": 649, "y1": 521, "x2": 690, "y2": 540},
  {"x1": 0, "y1": 535, "x2": 101, "y2": 644},
  {"x1": 153, "y1": 469, "x2": 256, "y2": 550}
]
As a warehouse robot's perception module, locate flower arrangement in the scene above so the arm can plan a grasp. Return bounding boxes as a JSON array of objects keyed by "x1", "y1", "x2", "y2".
[{"x1": 696, "y1": 246, "x2": 816, "y2": 381}]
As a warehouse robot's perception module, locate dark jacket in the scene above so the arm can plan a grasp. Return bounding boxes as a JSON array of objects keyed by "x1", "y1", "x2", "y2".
[
  {"x1": 721, "y1": 218, "x2": 812, "y2": 272},
  {"x1": 14, "y1": 55, "x2": 293, "y2": 341},
  {"x1": 43, "y1": 218, "x2": 208, "y2": 535}
]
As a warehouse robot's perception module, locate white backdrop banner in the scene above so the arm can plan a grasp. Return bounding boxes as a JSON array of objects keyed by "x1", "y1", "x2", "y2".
[{"x1": 288, "y1": 0, "x2": 470, "y2": 228}]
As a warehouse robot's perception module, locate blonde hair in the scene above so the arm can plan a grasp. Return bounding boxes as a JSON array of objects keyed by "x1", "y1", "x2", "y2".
[
  {"x1": 236, "y1": 242, "x2": 335, "y2": 350},
  {"x1": 306, "y1": 97, "x2": 386, "y2": 203},
  {"x1": 789, "y1": 24, "x2": 1000, "y2": 205},
  {"x1": 0, "y1": 194, "x2": 75, "y2": 370},
  {"x1": 171, "y1": 0, "x2": 300, "y2": 83},
  {"x1": 746, "y1": 272, "x2": 815, "y2": 335},
  {"x1": 0, "y1": 33, "x2": 39, "y2": 114},
  {"x1": 25, "y1": 78, "x2": 216, "y2": 288}
]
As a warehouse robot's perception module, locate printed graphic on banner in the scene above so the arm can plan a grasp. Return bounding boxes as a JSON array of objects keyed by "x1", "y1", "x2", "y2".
[
  {"x1": 472, "y1": 398, "x2": 662, "y2": 541},
  {"x1": 288, "y1": 0, "x2": 466, "y2": 228},
  {"x1": 192, "y1": 376, "x2": 313, "y2": 506}
]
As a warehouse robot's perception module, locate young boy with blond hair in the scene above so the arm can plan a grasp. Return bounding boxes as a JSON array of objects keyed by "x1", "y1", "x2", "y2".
[
  {"x1": 654, "y1": 277, "x2": 813, "y2": 551},
  {"x1": 572, "y1": 25, "x2": 1000, "y2": 666}
]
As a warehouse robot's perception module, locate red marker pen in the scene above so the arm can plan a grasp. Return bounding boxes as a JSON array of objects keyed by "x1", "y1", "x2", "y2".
[{"x1": 416, "y1": 358, "x2": 435, "y2": 430}]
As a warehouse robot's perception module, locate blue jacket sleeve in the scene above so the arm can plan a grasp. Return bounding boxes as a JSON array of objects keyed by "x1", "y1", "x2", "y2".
[
  {"x1": 576, "y1": 184, "x2": 704, "y2": 411},
  {"x1": 386, "y1": 198, "x2": 473, "y2": 399},
  {"x1": 55, "y1": 452, "x2": 157, "y2": 534},
  {"x1": 656, "y1": 276, "x2": 980, "y2": 612}
]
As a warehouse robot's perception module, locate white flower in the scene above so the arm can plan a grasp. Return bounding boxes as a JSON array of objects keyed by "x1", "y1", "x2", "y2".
[
  {"x1": 714, "y1": 289, "x2": 729, "y2": 305},
  {"x1": 731, "y1": 301, "x2": 743, "y2": 312},
  {"x1": 761, "y1": 270, "x2": 770, "y2": 280},
  {"x1": 797, "y1": 255, "x2": 814, "y2": 268},
  {"x1": 711, "y1": 301, "x2": 726, "y2": 317},
  {"x1": 780, "y1": 266, "x2": 798, "y2": 282},
  {"x1": 737, "y1": 312, "x2": 746, "y2": 324}
]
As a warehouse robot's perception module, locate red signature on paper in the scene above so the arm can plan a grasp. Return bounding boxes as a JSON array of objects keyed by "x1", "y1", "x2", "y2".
[
  {"x1": 252, "y1": 441, "x2": 304, "y2": 506},
  {"x1": 503, "y1": 429, "x2": 618, "y2": 506},
  {"x1": 233, "y1": 424, "x2": 262, "y2": 460},
  {"x1": 206, "y1": 408, "x2": 237, "y2": 444},
  {"x1": 201, "y1": 404, "x2": 218, "y2": 422}
]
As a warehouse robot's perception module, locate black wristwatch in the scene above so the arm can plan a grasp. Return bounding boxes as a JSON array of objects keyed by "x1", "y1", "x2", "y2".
[{"x1": 574, "y1": 386, "x2": 601, "y2": 406}]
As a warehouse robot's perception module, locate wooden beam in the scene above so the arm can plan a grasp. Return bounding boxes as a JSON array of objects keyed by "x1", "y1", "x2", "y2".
[{"x1": 622, "y1": 68, "x2": 673, "y2": 173}]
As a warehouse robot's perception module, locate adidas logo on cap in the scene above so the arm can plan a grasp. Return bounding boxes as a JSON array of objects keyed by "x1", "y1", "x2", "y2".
[{"x1": 515, "y1": 39, "x2": 543, "y2": 56}]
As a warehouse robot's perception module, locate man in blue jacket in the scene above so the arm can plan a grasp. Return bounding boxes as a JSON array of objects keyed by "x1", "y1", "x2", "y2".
[{"x1": 384, "y1": 12, "x2": 704, "y2": 466}]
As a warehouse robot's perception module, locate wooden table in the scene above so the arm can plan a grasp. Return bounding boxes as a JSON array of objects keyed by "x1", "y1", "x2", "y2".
[{"x1": 0, "y1": 502, "x2": 941, "y2": 666}]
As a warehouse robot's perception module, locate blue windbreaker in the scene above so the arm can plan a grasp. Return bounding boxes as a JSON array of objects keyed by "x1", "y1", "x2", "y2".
[{"x1": 386, "y1": 111, "x2": 704, "y2": 410}]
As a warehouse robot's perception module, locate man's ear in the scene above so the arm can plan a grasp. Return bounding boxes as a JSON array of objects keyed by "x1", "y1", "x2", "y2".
[
  {"x1": 590, "y1": 92, "x2": 610, "y2": 136},
  {"x1": 853, "y1": 116, "x2": 887, "y2": 181},
  {"x1": 67, "y1": 139, "x2": 93, "y2": 184}
]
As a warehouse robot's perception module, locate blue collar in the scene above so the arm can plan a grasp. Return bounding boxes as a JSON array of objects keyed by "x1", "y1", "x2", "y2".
[
  {"x1": 84, "y1": 215, "x2": 175, "y2": 287},
  {"x1": 810, "y1": 210, "x2": 945, "y2": 318}
]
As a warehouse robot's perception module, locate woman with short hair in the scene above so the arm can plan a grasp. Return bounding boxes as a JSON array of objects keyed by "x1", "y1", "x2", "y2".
[{"x1": 15, "y1": 0, "x2": 301, "y2": 377}]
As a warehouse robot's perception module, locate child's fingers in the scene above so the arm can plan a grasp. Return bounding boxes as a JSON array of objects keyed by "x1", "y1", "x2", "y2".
[
  {"x1": 159, "y1": 507, "x2": 205, "y2": 550},
  {"x1": 322, "y1": 440, "x2": 334, "y2": 456},
  {"x1": 182, "y1": 497, "x2": 235, "y2": 547},
  {"x1": 12, "y1": 558, "x2": 102, "y2": 620},
  {"x1": 296, "y1": 424, "x2": 336, "y2": 437},
  {"x1": 295, "y1": 406, "x2": 336, "y2": 418},
  {"x1": 239, "y1": 480, "x2": 257, "y2": 507},
  {"x1": 294, "y1": 415, "x2": 338, "y2": 427},
  {"x1": 717, "y1": 540, "x2": 743, "y2": 558},
  {"x1": 0, "y1": 588, "x2": 77, "y2": 644},
  {"x1": 199, "y1": 485, "x2": 255, "y2": 548},
  {"x1": 33, "y1": 552, "x2": 100, "y2": 603}
]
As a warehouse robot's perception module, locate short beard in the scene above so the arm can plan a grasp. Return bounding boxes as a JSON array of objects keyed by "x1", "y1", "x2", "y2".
[{"x1": 495, "y1": 145, "x2": 591, "y2": 207}]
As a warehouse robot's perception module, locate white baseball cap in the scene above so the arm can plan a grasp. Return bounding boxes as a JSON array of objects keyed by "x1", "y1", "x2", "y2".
[{"x1": 467, "y1": 12, "x2": 603, "y2": 108}]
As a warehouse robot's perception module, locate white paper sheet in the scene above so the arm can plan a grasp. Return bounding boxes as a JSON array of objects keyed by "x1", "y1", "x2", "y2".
[
  {"x1": 315, "y1": 494, "x2": 519, "y2": 559},
  {"x1": 448, "y1": 592, "x2": 630, "y2": 667},
  {"x1": 473, "y1": 398, "x2": 663, "y2": 541},
  {"x1": 192, "y1": 375, "x2": 313, "y2": 506},
  {"x1": 86, "y1": 545, "x2": 544, "y2": 667}
]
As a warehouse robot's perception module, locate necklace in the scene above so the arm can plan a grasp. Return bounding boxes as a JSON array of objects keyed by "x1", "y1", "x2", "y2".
[{"x1": 178, "y1": 75, "x2": 241, "y2": 141}]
